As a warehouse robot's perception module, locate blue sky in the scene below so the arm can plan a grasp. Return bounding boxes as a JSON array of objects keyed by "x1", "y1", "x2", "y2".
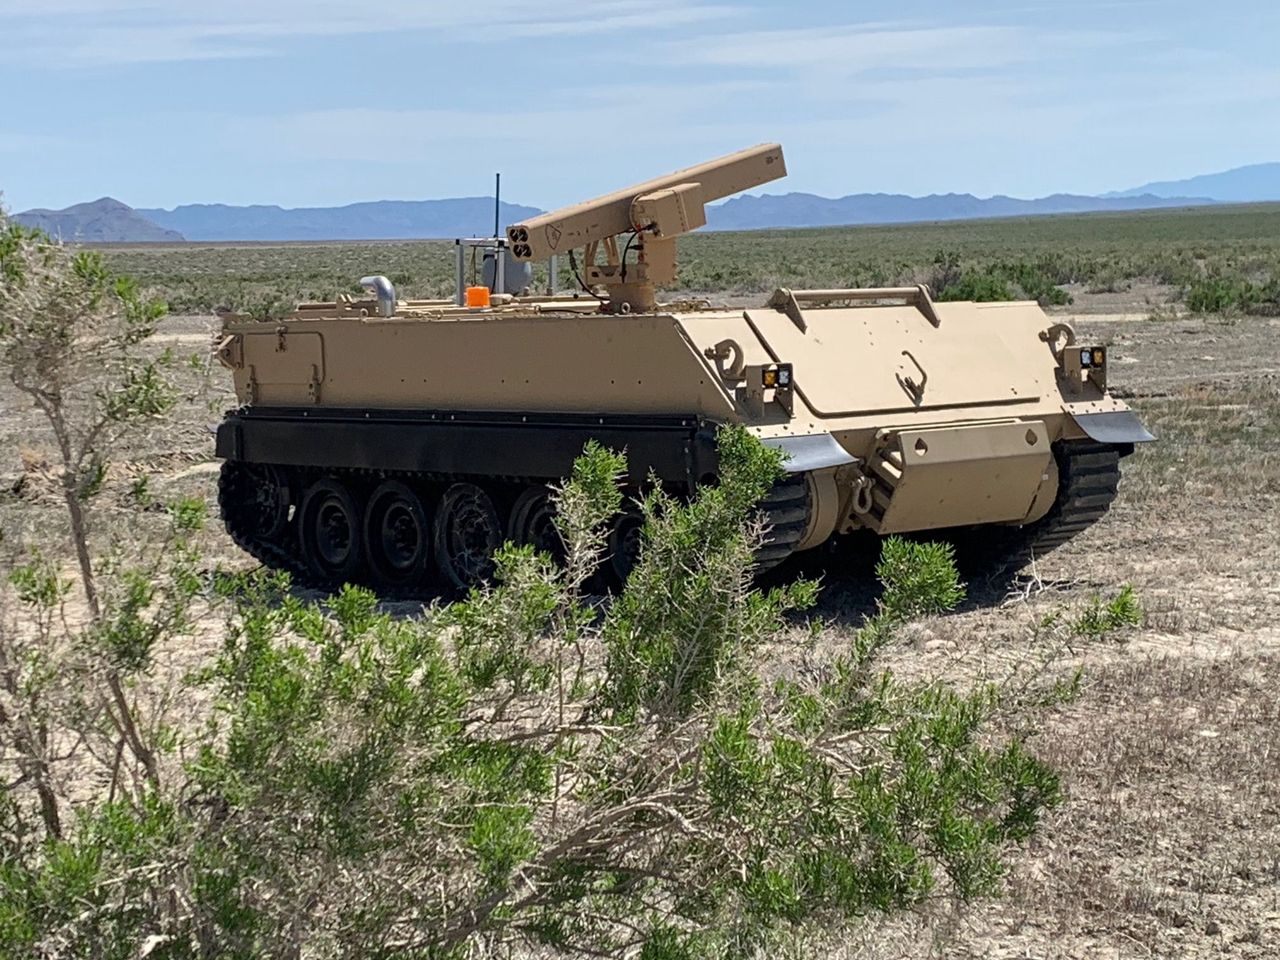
[{"x1": 1, "y1": 0, "x2": 1276, "y2": 212}]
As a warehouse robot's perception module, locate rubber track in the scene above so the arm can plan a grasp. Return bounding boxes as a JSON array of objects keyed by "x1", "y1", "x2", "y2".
[
  {"x1": 989, "y1": 440, "x2": 1122, "y2": 571},
  {"x1": 221, "y1": 443, "x2": 1118, "y2": 591},
  {"x1": 221, "y1": 462, "x2": 510, "y2": 600},
  {"x1": 755, "y1": 474, "x2": 812, "y2": 570},
  {"x1": 218, "y1": 461, "x2": 317, "y2": 591},
  {"x1": 222, "y1": 460, "x2": 817, "y2": 591}
]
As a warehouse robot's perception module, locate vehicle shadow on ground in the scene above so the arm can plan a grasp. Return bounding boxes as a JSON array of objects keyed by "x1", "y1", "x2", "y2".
[
  {"x1": 257, "y1": 532, "x2": 1095, "y2": 626},
  {"x1": 765, "y1": 531, "x2": 1096, "y2": 629},
  {"x1": 232, "y1": 575, "x2": 444, "y2": 618}
]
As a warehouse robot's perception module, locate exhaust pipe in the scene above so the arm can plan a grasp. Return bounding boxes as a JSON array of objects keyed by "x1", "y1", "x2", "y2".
[{"x1": 358, "y1": 275, "x2": 397, "y2": 317}]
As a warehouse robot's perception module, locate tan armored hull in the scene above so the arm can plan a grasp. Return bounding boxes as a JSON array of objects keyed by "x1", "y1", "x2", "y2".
[
  {"x1": 218, "y1": 288, "x2": 1146, "y2": 568},
  {"x1": 214, "y1": 142, "x2": 1151, "y2": 593}
]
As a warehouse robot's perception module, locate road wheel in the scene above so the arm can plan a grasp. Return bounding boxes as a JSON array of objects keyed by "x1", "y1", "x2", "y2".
[
  {"x1": 606, "y1": 508, "x2": 645, "y2": 586},
  {"x1": 434, "y1": 482, "x2": 502, "y2": 592},
  {"x1": 364, "y1": 481, "x2": 431, "y2": 590},
  {"x1": 508, "y1": 486, "x2": 564, "y2": 564},
  {"x1": 300, "y1": 478, "x2": 365, "y2": 584}
]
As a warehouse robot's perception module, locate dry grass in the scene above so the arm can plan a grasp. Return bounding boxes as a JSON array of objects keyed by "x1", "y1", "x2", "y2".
[
  {"x1": 1001, "y1": 653, "x2": 1280, "y2": 956},
  {"x1": 1, "y1": 290, "x2": 1278, "y2": 957},
  {"x1": 95, "y1": 202, "x2": 1280, "y2": 314},
  {"x1": 783, "y1": 308, "x2": 1280, "y2": 958}
]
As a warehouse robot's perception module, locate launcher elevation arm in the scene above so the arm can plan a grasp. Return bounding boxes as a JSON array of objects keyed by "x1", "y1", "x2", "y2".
[{"x1": 506, "y1": 143, "x2": 786, "y2": 312}]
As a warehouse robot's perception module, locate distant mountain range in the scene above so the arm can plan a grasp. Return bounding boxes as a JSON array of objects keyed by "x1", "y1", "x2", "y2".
[
  {"x1": 13, "y1": 198, "x2": 183, "y2": 242},
  {"x1": 135, "y1": 198, "x2": 543, "y2": 242},
  {"x1": 704, "y1": 191, "x2": 1210, "y2": 230},
  {"x1": 1107, "y1": 162, "x2": 1280, "y2": 202},
  {"x1": 12, "y1": 160, "x2": 1280, "y2": 243}
]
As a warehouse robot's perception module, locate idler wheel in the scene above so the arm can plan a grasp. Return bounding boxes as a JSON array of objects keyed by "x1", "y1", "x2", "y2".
[
  {"x1": 434, "y1": 482, "x2": 502, "y2": 592},
  {"x1": 364, "y1": 481, "x2": 432, "y2": 589},
  {"x1": 300, "y1": 478, "x2": 365, "y2": 584},
  {"x1": 508, "y1": 486, "x2": 564, "y2": 564},
  {"x1": 221, "y1": 461, "x2": 290, "y2": 543}
]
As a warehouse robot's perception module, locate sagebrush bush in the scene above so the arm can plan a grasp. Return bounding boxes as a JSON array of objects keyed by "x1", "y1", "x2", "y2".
[
  {"x1": 1184, "y1": 274, "x2": 1280, "y2": 315},
  {"x1": 1004, "y1": 259, "x2": 1073, "y2": 306},
  {"x1": 932, "y1": 259, "x2": 1072, "y2": 307},
  {"x1": 875, "y1": 537, "x2": 966, "y2": 623},
  {"x1": 0, "y1": 430, "x2": 1062, "y2": 959},
  {"x1": 935, "y1": 268, "x2": 1014, "y2": 302},
  {"x1": 89, "y1": 201, "x2": 1280, "y2": 317},
  {"x1": 1, "y1": 212, "x2": 1065, "y2": 958}
]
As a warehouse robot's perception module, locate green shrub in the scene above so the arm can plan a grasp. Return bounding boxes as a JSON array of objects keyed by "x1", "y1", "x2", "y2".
[
  {"x1": 601, "y1": 426, "x2": 817, "y2": 718},
  {"x1": 932, "y1": 258, "x2": 1072, "y2": 306},
  {"x1": 1072, "y1": 584, "x2": 1142, "y2": 639},
  {"x1": 1005, "y1": 260, "x2": 1073, "y2": 306},
  {"x1": 1186, "y1": 275, "x2": 1249, "y2": 313},
  {"x1": 1185, "y1": 274, "x2": 1280, "y2": 315},
  {"x1": 0, "y1": 431, "x2": 1062, "y2": 959},
  {"x1": 876, "y1": 537, "x2": 965, "y2": 622},
  {"x1": 936, "y1": 269, "x2": 1014, "y2": 302}
]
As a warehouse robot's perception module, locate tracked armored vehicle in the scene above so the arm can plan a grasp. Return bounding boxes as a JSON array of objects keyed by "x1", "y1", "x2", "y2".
[{"x1": 215, "y1": 143, "x2": 1153, "y2": 593}]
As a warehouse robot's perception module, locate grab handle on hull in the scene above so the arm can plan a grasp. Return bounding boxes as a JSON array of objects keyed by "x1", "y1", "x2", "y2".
[{"x1": 767, "y1": 285, "x2": 941, "y2": 330}]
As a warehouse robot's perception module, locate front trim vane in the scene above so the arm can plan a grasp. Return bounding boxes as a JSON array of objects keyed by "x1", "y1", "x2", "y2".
[
  {"x1": 1070, "y1": 410, "x2": 1155, "y2": 445},
  {"x1": 760, "y1": 433, "x2": 857, "y2": 473}
]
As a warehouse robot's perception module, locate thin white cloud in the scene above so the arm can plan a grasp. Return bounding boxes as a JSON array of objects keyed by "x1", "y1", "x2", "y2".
[
  {"x1": 5, "y1": 2, "x2": 1274, "y2": 207},
  {"x1": 1, "y1": 0, "x2": 740, "y2": 65},
  {"x1": 505, "y1": 3, "x2": 737, "y2": 38},
  {"x1": 675, "y1": 24, "x2": 1031, "y2": 72},
  {"x1": 662, "y1": 20, "x2": 1140, "y2": 80},
  {"x1": 217, "y1": 80, "x2": 763, "y2": 168}
]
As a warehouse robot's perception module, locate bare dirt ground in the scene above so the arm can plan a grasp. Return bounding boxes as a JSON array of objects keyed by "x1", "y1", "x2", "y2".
[
  {"x1": 807, "y1": 301, "x2": 1280, "y2": 959},
  {"x1": 1, "y1": 294, "x2": 1277, "y2": 958}
]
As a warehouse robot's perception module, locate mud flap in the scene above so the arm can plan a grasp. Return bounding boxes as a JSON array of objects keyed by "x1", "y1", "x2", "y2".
[
  {"x1": 760, "y1": 433, "x2": 857, "y2": 473},
  {"x1": 1069, "y1": 410, "x2": 1155, "y2": 445}
]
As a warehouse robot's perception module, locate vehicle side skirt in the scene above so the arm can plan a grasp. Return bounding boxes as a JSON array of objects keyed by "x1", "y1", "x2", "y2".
[{"x1": 216, "y1": 407, "x2": 721, "y2": 487}]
